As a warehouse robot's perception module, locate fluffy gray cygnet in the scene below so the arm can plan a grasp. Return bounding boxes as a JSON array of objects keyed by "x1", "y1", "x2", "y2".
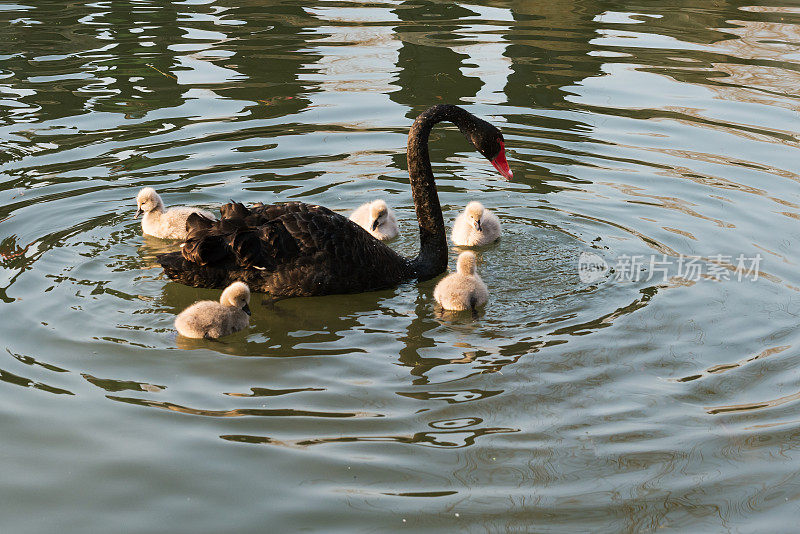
[
  {"x1": 433, "y1": 251, "x2": 488, "y2": 311},
  {"x1": 174, "y1": 281, "x2": 251, "y2": 339},
  {"x1": 136, "y1": 187, "x2": 216, "y2": 240},
  {"x1": 451, "y1": 201, "x2": 501, "y2": 247},
  {"x1": 349, "y1": 199, "x2": 399, "y2": 241}
]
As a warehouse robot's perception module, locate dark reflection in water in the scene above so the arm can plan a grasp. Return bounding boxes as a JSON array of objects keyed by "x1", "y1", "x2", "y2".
[
  {"x1": 1, "y1": 0, "x2": 800, "y2": 532},
  {"x1": 107, "y1": 394, "x2": 384, "y2": 419},
  {"x1": 82, "y1": 373, "x2": 165, "y2": 393},
  {"x1": 0, "y1": 367, "x2": 73, "y2": 396},
  {"x1": 224, "y1": 386, "x2": 325, "y2": 398},
  {"x1": 391, "y1": 2, "x2": 485, "y2": 109},
  {"x1": 210, "y1": 3, "x2": 317, "y2": 119},
  {"x1": 221, "y1": 424, "x2": 518, "y2": 449}
]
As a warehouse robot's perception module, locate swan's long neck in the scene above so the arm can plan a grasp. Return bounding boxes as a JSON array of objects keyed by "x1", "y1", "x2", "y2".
[{"x1": 407, "y1": 104, "x2": 475, "y2": 280}]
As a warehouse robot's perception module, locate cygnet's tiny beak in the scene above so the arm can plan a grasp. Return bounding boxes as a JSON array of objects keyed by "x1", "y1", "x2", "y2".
[
  {"x1": 473, "y1": 218, "x2": 482, "y2": 232},
  {"x1": 371, "y1": 219, "x2": 380, "y2": 231},
  {"x1": 243, "y1": 303, "x2": 251, "y2": 316},
  {"x1": 135, "y1": 207, "x2": 142, "y2": 218}
]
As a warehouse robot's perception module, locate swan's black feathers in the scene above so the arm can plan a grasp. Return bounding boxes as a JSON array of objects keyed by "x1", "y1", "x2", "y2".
[
  {"x1": 230, "y1": 229, "x2": 264, "y2": 268},
  {"x1": 220, "y1": 201, "x2": 250, "y2": 220},
  {"x1": 158, "y1": 201, "x2": 411, "y2": 297},
  {"x1": 185, "y1": 212, "x2": 214, "y2": 235},
  {"x1": 181, "y1": 231, "x2": 230, "y2": 266}
]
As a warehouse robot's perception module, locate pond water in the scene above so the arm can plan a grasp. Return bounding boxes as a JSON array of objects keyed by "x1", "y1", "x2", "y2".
[{"x1": 2, "y1": 1, "x2": 800, "y2": 532}]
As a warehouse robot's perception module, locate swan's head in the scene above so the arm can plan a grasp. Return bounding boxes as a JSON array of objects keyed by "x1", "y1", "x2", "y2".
[
  {"x1": 456, "y1": 251, "x2": 477, "y2": 275},
  {"x1": 465, "y1": 201, "x2": 485, "y2": 231},
  {"x1": 220, "y1": 281, "x2": 251, "y2": 315},
  {"x1": 464, "y1": 118, "x2": 513, "y2": 180},
  {"x1": 369, "y1": 199, "x2": 390, "y2": 231},
  {"x1": 136, "y1": 187, "x2": 163, "y2": 218}
]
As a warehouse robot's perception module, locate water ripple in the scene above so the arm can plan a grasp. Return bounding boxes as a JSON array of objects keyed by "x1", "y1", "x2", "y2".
[{"x1": 2, "y1": 1, "x2": 800, "y2": 532}]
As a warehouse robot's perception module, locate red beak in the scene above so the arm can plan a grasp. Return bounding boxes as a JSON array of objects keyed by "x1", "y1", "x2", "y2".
[{"x1": 490, "y1": 140, "x2": 513, "y2": 180}]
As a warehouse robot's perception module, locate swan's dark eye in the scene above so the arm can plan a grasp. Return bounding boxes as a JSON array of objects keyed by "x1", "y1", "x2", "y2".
[{"x1": 482, "y1": 136, "x2": 501, "y2": 160}]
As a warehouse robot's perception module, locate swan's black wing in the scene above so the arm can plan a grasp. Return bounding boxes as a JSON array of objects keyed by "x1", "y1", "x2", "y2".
[
  {"x1": 185, "y1": 212, "x2": 214, "y2": 234},
  {"x1": 158, "y1": 201, "x2": 411, "y2": 297}
]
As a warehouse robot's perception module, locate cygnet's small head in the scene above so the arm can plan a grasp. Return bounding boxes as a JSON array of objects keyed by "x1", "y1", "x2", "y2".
[
  {"x1": 136, "y1": 187, "x2": 163, "y2": 218},
  {"x1": 456, "y1": 251, "x2": 477, "y2": 275},
  {"x1": 220, "y1": 281, "x2": 251, "y2": 315},
  {"x1": 369, "y1": 199, "x2": 389, "y2": 231},
  {"x1": 465, "y1": 201, "x2": 485, "y2": 232}
]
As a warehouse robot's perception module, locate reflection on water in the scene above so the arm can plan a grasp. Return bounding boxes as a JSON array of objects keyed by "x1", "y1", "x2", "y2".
[{"x1": 2, "y1": 0, "x2": 800, "y2": 532}]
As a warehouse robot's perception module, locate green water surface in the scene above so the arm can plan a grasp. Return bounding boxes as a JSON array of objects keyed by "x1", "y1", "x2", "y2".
[{"x1": 2, "y1": 1, "x2": 800, "y2": 532}]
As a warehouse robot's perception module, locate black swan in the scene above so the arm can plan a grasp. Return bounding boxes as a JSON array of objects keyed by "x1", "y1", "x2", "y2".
[{"x1": 157, "y1": 104, "x2": 512, "y2": 298}]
